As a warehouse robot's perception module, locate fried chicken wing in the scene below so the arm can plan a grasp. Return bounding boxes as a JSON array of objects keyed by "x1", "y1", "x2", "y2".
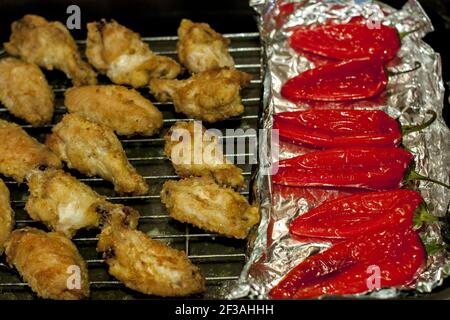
[
  {"x1": 161, "y1": 177, "x2": 259, "y2": 239},
  {"x1": 177, "y1": 19, "x2": 234, "y2": 73},
  {"x1": 0, "y1": 179, "x2": 14, "y2": 254},
  {"x1": 165, "y1": 121, "x2": 244, "y2": 188},
  {"x1": 5, "y1": 227, "x2": 90, "y2": 300},
  {"x1": 0, "y1": 119, "x2": 62, "y2": 182},
  {"x1": 97, "y1": 220, "x2": 205, "y2": 297},
  {"x1": 149, "y1": 67, "x2": 252, "y2": 122},
  {"x1": 0, "y1": 58, "x2": 54, "y2": 126},
  {"x1": 25, "y1": 169, "x2": 103, "y2": 238},
  {"x1": 25, "y1": 168, "x2": 140, "y2": 237},
  {"x1": 97, "y1": 202, "x2": 140, "y2": 230},
  {"x1": 4, "y1": 15, "x2": 96, "y2": 86},
  {"x1": 65, "y1": 85, "x2": 163, "y2": 136},
  {"x1": 86, "y1": 20, "x2": 181, "y2": 87},
  {"x1": 46, "y1": 114, "x2": 148, "y2": 195}
]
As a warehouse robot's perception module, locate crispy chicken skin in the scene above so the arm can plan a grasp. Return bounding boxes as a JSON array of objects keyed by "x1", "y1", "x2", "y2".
[
  {"x1": 86, "y1": 19, "x2": 181, "y2": 87},
  {"x1": 25, "y1": 169, "x2": 102, "y2": 238},
  {"x1": 0, "y1": 119, "x2": 62, "y2": 182},
  {"x1": 0, "y1": 58, "x2": 54, "y2": 126},
  {"x1": 0, "y1": 179, "x2": 14, "y2": 254},
  {"x1": 161, "y1": 177, "x2": 259, "y2": 239},
  {"x1": 65, "y1": 85, "x2": 163, "y2": 136},
  {"x1": 164, "y1": 121, "x2": 244, "y2": 188},
  {"x1": 97, "y1": 202, "x2": 140, "y2": 230},
  {"x1": 25, "y1": 169, "x2": 140, "y2": 237},
  {"x1": 5, "y1": 227, "x2": 90, "y2": 300},
  {"x1": 4, "y1": 15, "x2": 96, "y2": 86},
  {"x1": 97, "y1": 219, "x2": 205, "y2": 297},
  {"x1": 177, "y1": 19, "x2": 234, "y2": 73},
  {"x1": 149, "y1": 67, "x2": 252, "y2": 122},
  {"x1": 46, "y1": 114, "x2": 148, "y2": 195}
]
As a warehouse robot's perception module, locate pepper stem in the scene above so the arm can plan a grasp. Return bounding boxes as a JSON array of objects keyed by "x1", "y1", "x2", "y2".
[
  {"x1": 406, "y1": 170, "x2": 450, "y2": 190},
  {"x1": 413, "y1": 203, "x2": 438, "y2": 229},
  {"x1": 401, "y1": 110, "x2": 437, "y2": 136},
  {"x1": 388, "y1": 61, "x2": 422, "y2": 77},
  {"x1": 399, "y1": 24, "x2": 426, "y2": 40}
]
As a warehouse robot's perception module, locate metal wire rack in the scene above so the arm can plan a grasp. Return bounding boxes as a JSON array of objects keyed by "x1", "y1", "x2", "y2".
[{"x1": 0, "y1": 32, "x2": 262, "y2": 299}]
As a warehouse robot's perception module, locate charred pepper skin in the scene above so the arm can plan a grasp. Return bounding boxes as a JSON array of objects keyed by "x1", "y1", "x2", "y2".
[
  {"x1": 281, "y1": 57, "x2": 388, "y2": 102},
  {"x1": 269, "y1": 227, "x2": 425, "y2": 299},
  {"x1": 289, "y1": 23, "x2": 401, "y2": 62},
  {"x1": 273, "y1": 109, "x2": 402, "y2": 149},
  {"x1": 272, "y1": 147, "x2": 414, "y2": 190},
  {"x1": 289, "y1": 189, "x2": 424, "y2": 242}
]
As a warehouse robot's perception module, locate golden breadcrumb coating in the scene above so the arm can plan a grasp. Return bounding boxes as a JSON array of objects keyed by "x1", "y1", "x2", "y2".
[
  {"x1": 5, "y1": 227, "x2": 90, "y2": 300},
  {"x1": 161, "y1": 176, "x2": 259, "y2": 239},
  {"x1": 0, "y1": 119, "x2": 62, "y2": 182},
  {"x1": 25, "y1": 169, "x2": 103, "y2": 238},
  {"x1": 0, "y1": 178, "x2": 13, "y2": 254},
  {"x1": 4, "y1": 15, "x2": 96, "y2": 86},
  {"x1": 65, "y1": 85, "x2": 162, "y2": 136},
  {"x1": 149, "y1": 67, "x2": 252, "y2": 122},
  {"x1": 86, "y1": 19, "x2": 180, "y2": 87},
  {"x1": 97, "y1": 220, "x2": 205, "y2": 297},
  {"x1": 0, "y1": 57, "x2": 54, "y2": 126},
  {"x1": 177, "y1": 19, "x2": 234, "y2": 73},
  {"x1": 46, "y1": 114, "x2": 148, "y2": 195},
  {"x1": 164, "y1": 121, "x2": 244, "y2": 188}
]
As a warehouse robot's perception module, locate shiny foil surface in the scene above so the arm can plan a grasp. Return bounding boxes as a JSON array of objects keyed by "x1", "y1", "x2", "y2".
[{"x1": 229, "y1": 0, "x2": 450, "y2": 299}]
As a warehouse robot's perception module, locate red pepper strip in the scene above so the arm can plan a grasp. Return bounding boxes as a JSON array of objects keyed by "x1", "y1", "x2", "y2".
[
  {"x1": 289, "y1": 190, "x2": 426, "y2": 242},
  {"x1": 273, "y1": 147, "x2": 413, "y2": 190},
  {"x1": 281, "y1": 57, "x2": 388, "y2": 102},
  {"x1": 269, "y1": 227, "x2": 425, "y2": 299},
  {"x1": 273, "y1": 109, "x2": 401, "y2": 148},
  {"x1": 289, "y1": 23, "x2": 401, "y2": 62}
]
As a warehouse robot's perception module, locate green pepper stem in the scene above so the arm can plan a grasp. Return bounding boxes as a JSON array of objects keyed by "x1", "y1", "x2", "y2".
[
  {"x1": 388, "y1": 61, "x2": 422, "y2": 77},
  {"x1": 401, "y1": 110, "x2": 437, "y2": 136},
  {"x1": 399, "y1": 25, "x2": 426, "y2": 40},
  {"x1": 413, "y1": 203, "x2": 438, "y2": 229},
  {"x1": 407, "y1": 170, "x2": 450, "y2": 190}
]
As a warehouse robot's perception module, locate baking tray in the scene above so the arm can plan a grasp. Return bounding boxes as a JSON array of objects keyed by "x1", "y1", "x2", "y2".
[{"x1": 0, "y1": 32, "x2": 263, "y2": 299}]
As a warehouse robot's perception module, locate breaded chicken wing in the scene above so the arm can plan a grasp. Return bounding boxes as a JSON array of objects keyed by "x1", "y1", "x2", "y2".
[
  {"x1": 86, "y1": 20, "x2": 180, "y2": 87},
  {"x1": 97, "y1": 201, "x2": 140, "y2": 230},
  {"x1": 149, "y1": 67, "x2": 252, "y2": 122},
  {"x1": 4, "y1": 15, "x2": 96, "y2": 86},
  {"x1": 0, "y1": 179, "x2": 14, "y2": 254},
  {"x1": 0, "y1": 58, "x2": 54, "y2": 126},
  {"x1": 25, "y1": 169, "x2": 103, "y2": 238},
  {"x1": 177, "y1": 19, "x2": 234, "y2": 73},
  {"x1": 0, "y1": 119, "x2": 62, "y2": 182},
  {"x1": 97, "y1": 220, "x2": 205, "y2": 297},
  {"x1": 25, "y1": 169, "x2": 140, "y2": 237},
  {"x1": 5, "y1": 227, "x2": 90, "y2": 300},
  {"x1": 165, "y1": 121, "x2": 244, "y2": 188},
  {"x1": 46, "y1": 114, "x2": 148, "y2": 195},
  {"x1": 161, "y1": 177, "x2": 259, "y2": 239},
  {"x1": 65, "y1": 85, "x2": 163, "y2": 136}
]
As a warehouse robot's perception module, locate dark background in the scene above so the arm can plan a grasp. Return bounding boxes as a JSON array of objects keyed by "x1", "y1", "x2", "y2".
[{"x1": 0, "y1": 0, "x2": 449, "y2": 125}]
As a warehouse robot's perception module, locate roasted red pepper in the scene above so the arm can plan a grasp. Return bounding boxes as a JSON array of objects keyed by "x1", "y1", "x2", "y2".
[
  {"x1": 273, "y1": 147, "x2": 413, "y2": 190},
  {"x1": 289, "y1": 189, "x2": 435, "y2": 242},
  {"x1": 281, "y1": 57, "x2": 387, "y2": 102},
  {"x1": 273, "y1": 109, "x2": 401, "y2": 148},
  {"x1": 269, "y1": 227, "x2": 425, "y2": 299},
  {"x1": 289, "y1": 22, "x2": 401, "y2": 62},
  {"x1": 273, "y1": 109, "x2": 437, "y2": 149}
]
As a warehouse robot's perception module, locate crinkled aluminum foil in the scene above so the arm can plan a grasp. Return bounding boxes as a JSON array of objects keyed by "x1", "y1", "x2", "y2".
[{"x1": 229, "y1": 0, "x2": 450, "y2": 299}]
